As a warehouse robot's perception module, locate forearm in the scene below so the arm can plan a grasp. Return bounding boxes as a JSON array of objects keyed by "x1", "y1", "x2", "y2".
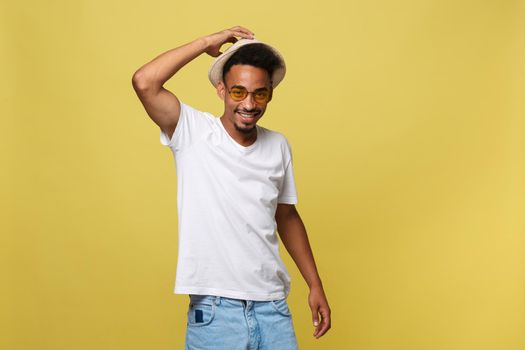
[
  {"x1": 133, "y1": 36, "x2": 209, "y2": 88},
  {"x1": 276, "y1": 206, "x2": 331, "y2": 337},
  {"x1": 132, "y1": 26, "x2": 255, "y2": 89},
  {"x1": 277, "y1": 211, "x2": 323, "y2": 289}
]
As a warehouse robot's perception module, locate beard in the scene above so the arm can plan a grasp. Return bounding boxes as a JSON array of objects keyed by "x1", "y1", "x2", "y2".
[
  {"x1": 234, "y1": 107, "x2": 261, "y2": 134},
  {"x1": 234, "y1": 122, "x2": 256, "y2": 134}
]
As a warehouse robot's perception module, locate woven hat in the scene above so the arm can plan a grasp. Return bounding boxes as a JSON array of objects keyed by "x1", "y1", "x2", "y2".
[{"x1": 208, "y1": 38, "x2": 286, "y2": 88}]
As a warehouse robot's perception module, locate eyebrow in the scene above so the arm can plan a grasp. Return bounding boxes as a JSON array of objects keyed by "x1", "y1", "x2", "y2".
[{"x1": 231, "y1": 85, "x2": 270, "y2": 90}]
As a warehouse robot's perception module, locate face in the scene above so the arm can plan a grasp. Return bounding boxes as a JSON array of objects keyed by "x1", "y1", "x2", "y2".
[{"x1": 217, "y1": 64, "x2": 273, "y2": 135}]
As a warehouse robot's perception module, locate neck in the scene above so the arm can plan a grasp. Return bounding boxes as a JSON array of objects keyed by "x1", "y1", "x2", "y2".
[{"x1": 220, "y1": 116, "x2": 257, "y2": 146}]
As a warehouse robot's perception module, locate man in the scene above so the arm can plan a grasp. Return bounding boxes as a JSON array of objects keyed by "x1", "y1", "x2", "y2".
[{"x1": 132, "y1": 26, "x2": 331, "y2": 349}]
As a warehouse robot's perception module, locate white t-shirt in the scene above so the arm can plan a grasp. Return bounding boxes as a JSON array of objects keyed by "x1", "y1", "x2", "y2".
[{"x1": 159, "y1": 101, "x2": 298, "y2": 301}]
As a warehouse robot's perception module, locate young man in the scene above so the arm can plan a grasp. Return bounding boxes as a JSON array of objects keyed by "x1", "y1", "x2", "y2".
[{"x1": 132, "y1": 26, "x2": 331, "y2": 349}]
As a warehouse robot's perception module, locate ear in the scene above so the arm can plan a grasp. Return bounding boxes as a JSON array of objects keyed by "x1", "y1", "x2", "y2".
[{"x1": 216, "y1": 81, "x2": 226, "y2": 101}]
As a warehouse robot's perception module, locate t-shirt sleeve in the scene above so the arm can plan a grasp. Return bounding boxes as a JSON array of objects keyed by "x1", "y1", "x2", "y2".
[
  {"x1": 278, "y1": 138, "x2": 298, "y2": 204},
  {"x1": 159, "y1": 101, "x2": 213, "y2": 153}
]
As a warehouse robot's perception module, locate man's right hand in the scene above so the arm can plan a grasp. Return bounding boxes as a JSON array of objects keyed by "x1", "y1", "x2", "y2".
[
  {"x1": 203, "y1": 26, "x2": 255, "y2": 58},
  {"x1": 132, "y1": 26, "x2": 255, "y2": 141}
]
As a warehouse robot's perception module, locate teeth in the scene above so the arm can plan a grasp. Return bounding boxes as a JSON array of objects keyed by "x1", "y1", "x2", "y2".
[{"x1": 239, "y1": 112, "x2": 256, "y2": 118}]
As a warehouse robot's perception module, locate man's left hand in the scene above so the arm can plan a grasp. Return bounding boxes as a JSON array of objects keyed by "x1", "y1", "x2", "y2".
[{"x1": 308, "y1": 285, "x2": 331, "y2": 338}]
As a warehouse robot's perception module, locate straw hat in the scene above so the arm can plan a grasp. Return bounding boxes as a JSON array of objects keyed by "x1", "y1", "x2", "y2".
[{"x1": 208, "y1": 38, "x2": 286, "y2": 88}]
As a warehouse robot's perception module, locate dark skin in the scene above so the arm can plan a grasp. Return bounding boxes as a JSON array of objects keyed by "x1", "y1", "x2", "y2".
[
  {"x1": 216, "y1": 64, "x2": 270, "y2": 147},
  {"x1": 133, "y1": 25, "x2": 331, "y2": 338},
  {"x1": 275, "y1": 203, "x2": 331, "y2": 338},
  {"x1": 217, "y1": 59, "x2": 331, "y2": 339}
]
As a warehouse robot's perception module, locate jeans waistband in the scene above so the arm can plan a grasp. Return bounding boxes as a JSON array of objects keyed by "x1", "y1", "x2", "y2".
[{"x1": 188, "y1": 294, "x2": 284, "y2": 306}]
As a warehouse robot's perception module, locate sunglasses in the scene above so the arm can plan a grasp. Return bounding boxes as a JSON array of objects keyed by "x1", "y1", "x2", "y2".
[{"x1": 227, "y1": 85, "x2": 272, "y2": 103}]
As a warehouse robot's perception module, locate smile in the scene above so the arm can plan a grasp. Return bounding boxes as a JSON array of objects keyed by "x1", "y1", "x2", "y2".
[{"x1": 237, "y1": 111, "x2": 260, "y2": 120}]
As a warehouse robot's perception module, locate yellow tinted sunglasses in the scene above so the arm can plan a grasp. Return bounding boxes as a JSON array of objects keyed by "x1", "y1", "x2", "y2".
[{"x1": 227, "y1": 85, "x2": 272, "y2": 103}]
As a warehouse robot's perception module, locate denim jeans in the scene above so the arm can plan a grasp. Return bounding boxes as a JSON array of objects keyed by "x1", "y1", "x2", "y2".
[{"x1": 185, "y1": 294, "x2": 299, "y2": 350}]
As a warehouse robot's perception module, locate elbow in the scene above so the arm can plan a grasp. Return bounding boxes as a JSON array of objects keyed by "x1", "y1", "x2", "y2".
[
  {"x1": 132, "y1": 68, "x2": 161, "y2": 92},
  {"x1": 132, "y1": 70, "x2": 150, "y2": 92}
]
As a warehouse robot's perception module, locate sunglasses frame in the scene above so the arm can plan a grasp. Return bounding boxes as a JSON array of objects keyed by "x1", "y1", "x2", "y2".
[{"x1": 226, "y1": 85, "x2": 273, "y2": 103}]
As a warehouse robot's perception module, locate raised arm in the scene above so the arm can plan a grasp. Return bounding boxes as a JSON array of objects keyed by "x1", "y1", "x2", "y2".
[{"x1": 131, "y1": 26, "x2": 255, "y2": 139}]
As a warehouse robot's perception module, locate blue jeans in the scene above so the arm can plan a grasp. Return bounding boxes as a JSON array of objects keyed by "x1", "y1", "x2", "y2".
[{"x1": 185, "y1": 294, "x2": 299, "y2": 350}]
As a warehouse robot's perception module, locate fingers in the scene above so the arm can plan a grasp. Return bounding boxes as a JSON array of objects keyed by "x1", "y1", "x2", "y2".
[
  {"x1": 205, "y1": 27, "x2": 249, "y2": 58},
  {"x1": 311, "y1": 307, "x2": 319, "y2": 328},
  {"x1": 227, "y1": 26, "x2": 255, "y2": 39},
  {"x1": 212, "y1": 35, "x2": 238, "y2": 57},
  {"x1": 313, "y1": 307, "x2": 331, "y2": 339}
]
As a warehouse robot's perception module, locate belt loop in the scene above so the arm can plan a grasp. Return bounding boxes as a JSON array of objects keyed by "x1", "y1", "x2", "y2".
[{"x1": 214, "y1": 295, "x2": 221, "y2": 305}]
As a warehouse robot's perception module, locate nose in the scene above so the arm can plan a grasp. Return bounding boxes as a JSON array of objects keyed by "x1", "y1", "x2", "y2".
[{"x1": 242, "y1": 92, "x2": 257, "y2": 109}]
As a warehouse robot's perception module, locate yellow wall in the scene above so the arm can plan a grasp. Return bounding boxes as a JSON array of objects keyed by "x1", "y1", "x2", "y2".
[{"x1": 2, "y1": 1, "x2": 524, "y2": 349}]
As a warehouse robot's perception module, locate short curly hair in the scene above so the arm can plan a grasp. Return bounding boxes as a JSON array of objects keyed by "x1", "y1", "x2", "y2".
[{"x1": 222, "y1": 43, "x2": 283, "y2": 86}]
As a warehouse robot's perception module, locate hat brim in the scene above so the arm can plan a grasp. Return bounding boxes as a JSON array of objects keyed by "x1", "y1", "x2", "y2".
[{"x1": 208, "y1": 38, "x2": 286, "y2": 89}]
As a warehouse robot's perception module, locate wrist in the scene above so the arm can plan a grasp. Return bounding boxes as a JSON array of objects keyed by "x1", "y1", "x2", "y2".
[
  {"x1": 196, "y1": 36, "x2": 210, "y2": 52},
  {"x1": 308, "y1": 279, "x2": 324, "y2": 290}
]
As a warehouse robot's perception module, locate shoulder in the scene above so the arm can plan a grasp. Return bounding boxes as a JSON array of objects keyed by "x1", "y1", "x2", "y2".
[
  {"x1": 257, "y1": 125, "x2": 293, "y2": 164},
  {"x1": 258, "y1": 125, "x2": 290, "y2": 147},
  {"x1": 180, "y1": 101, "x2": 215, "y2": 118},
  {"x1": 179, "y1": 101, "x2": 216, "y2": 124}
]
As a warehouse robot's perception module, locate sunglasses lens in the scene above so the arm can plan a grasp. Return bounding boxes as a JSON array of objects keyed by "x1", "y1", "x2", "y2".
[
  {"x1": 229, "y1": 87, "x2": 271, "y2": 103},
  {"x1": 254, "y1": 89, "x2": 270, "y2": 103},
  {"x1": 230, "y1": 87, "x2": 247, "y2": 101}
]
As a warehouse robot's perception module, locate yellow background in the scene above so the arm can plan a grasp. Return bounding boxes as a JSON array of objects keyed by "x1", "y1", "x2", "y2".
[{"x1": 2, "y1": 0, "x2": 524, "y2": 349}]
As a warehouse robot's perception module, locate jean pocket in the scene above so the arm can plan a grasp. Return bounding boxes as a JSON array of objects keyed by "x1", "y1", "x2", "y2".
[
  {"x1": 270, "y1": 298, "x2": 292, "y2": 317},
  {"x1": 187, "y1": 301, "x2": 216, "y2": 327}
]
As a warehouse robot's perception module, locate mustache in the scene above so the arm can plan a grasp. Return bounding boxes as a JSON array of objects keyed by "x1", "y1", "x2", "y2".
[{"x1": 235, "y1": 108, "x2": 261, "y2": 113}]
